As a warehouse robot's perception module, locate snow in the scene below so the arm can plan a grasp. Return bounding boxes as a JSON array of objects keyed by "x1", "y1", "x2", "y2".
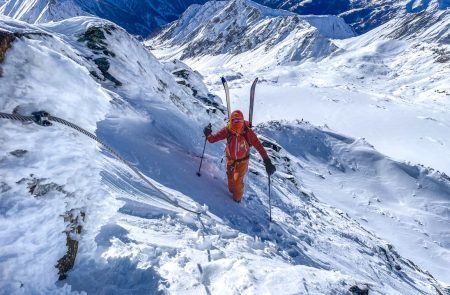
[
  {"x1": 149, "y1": 0, "x2": 450, "y2": 288},
  {"x1": 155, "y1": 3, "x2": 449, "y2": 175},
  {"x1": 0, "y1": 1, "x2": 449, "y2": 294},
  {"x1": 0, "y1": 0, "x2": 207, "y2": 36},
  {"x1": 148, "y1": 0, "x2": 355, "y2": 65}
]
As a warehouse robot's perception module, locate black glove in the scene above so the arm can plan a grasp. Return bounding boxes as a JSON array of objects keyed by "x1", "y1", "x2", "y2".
[
  {"x1": 203, "y1": 124, "x2": 212, "y2": 137},
  {"x1": 264, "y1": 159, "x2": 276, "y2": 176}
]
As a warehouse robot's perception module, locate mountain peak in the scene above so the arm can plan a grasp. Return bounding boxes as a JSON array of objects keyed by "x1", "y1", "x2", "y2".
[{"x1": 149, "y1": 0, "x2": 354, "y2": 67}]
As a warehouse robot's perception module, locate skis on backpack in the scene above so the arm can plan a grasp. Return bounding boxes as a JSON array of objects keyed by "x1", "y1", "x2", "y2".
[
  {"x1": 249, "y1": 77, "x2": 258, "y2": 128},
  {"x1": 221, "y1": 77, "x2": 231, "y2": 118}
]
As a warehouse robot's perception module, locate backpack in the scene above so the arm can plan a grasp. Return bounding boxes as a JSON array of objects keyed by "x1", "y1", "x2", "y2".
[{"x1": 225, "y1": 126, "x2": 252, "y2": 160}]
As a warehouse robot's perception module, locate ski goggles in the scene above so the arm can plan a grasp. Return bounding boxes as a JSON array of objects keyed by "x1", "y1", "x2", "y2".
[{"x1": 231, "y1": 118, "x2": 243, "y2": 123}]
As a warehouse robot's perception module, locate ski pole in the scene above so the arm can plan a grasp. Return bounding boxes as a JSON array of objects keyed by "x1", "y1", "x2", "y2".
[
  {"x1": 197, "y1": 123, "x2": 211, "y2": 176},
  {"x1": 268, "y1": 176, "x2": 272, "y2": 222}
]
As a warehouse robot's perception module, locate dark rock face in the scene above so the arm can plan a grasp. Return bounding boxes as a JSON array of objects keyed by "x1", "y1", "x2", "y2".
[
  {"x1": 17, "y1": 176, "x2": 70, "y2": 198},
  {"x1": 78, "y1": 25, "x2": 116, "y2": 57},
  {"x1": 0, "y1": 30, "x2": 16, "y2": 64},
  {"x1": 349, "y1": 285, "x2": 369, "y2": 295},
  {"x1": 93, "y1": 57, "x2": 122, "y2": 86},
  {"x1": 56, "y1": 209, "x2": 85, "y2": 280},
  {"x1": 10, "y1": 149, "x2": 28, "y2": 157},
  {"x1": 78, "y1": 26, "x2": 122, "y2": 86}
]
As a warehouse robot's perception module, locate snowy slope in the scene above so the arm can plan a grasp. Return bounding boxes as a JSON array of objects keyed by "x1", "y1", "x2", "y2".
[
  {"x1": 148, "y1": 0, "x2": 450, "y2": 285},
  {"x1": 148, "y1": 0, "x2": 355, "y2": 68},
  {"x1": 0, "y1": 15, "x2": 218, "y2": 293},
  {"x1": 259, "y1": 121, "x2": 450, "y2": 284},
  {"x1": 1, "y1": 15, "x2": 449, "y2": 294}
]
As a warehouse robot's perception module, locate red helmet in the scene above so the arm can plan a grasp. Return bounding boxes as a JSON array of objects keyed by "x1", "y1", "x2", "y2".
[{"x1": 228, "y1": 110, "x2": 245, "y2": 134}]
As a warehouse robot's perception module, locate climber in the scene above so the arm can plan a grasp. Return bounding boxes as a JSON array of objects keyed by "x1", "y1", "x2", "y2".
[{"x1": 203, "y1": 110, "x2": 276, "y2": 202}]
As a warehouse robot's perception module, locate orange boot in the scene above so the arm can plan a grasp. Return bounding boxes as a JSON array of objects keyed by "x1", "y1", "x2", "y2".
[{"x1": 226, "y1": 158, "x2": 249, "y2": 202}]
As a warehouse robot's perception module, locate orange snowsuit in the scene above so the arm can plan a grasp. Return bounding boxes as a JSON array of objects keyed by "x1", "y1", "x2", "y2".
[{"x1": 207, "y1": 122, "x2": 269, "y2": 202}]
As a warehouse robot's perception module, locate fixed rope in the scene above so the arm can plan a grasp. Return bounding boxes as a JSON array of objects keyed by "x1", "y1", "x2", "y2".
[{"x1": 0, "y1": 111, "x2": 202, "y2": 215}]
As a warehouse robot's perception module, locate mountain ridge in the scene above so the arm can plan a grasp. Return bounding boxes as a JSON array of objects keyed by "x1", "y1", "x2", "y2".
[{"x1": 148, "y1": 0, "x2": 355, "y2": 68}]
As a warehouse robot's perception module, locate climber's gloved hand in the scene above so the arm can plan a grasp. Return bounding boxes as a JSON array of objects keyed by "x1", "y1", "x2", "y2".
[
  {"x1": 264, "y1": 159, "x2": 276, "y2": 176},
  {"x1": 203, "y1": 124, "x2": 212, "y2": 137}
]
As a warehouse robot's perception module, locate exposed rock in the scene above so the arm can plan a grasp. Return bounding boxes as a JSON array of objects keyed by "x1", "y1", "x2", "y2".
[
  {"x1": 56, "y1": 209, "x2": 85, "y2": 280},
  {"x1": 93, "y1": 57, "x2": 122, "y2": 87},
  {"x1": 16, "y1": 175, "x2": 71, "y2": 198},
  {"x1": 0, "y1": 181, "x2": 11, "y2": 193},
  {"x1": 349, "y1": 285, "x2": 369, "y2": 295},
  {"x1": 10, "y1": 149, "x2": 28, "y2": 157},
  {"x1": 0, "y1": 30, "x2": 16, "y2": 70},
  {"x1": 433, "y1": 47, "x2": 450, "y2": 63},
  {"x1": 260, "y1": 137, "x2": 282, "y2": 152},
  {"x1": 78, "y1": 25, "x2": 116, "y2": 57},
  {"x1": 15, "y1": 175, "x2": 83, "y2": 279},
  {"x1": 78, "y1": 26, "x2": 122, "y2": 86}
]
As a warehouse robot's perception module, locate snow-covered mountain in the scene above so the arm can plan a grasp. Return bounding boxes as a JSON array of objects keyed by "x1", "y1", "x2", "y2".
[
  {"x1": 2, "y1": 0, "x2": 448, "y2": 38},
  {"x1": 0, "y1": 0, "x2": 206, "y2": 37},
  {"x1": 147, "y1": 0, "x2": 450, "y2": 286},
  {"x1": 1, "y1": 13, "x2": 450, "y2": 294},
  {"x1": 254, "y1": 0, "x2": 449, "y2": 34},
  {"x1": 148, "y1": 0, "x2": 355, "y2": 69},
  {"x1": 260, "y1": 0, "x2": 413, "y2": 34},
  {"x1": 0, "y1": 0, "x2": 88, "y2": 24},
  {"x1": 353, "y1": 1, "x2": 450, "y2": 45},
  {"x1": 149, "y1": 0, "x2": 449, "y2": 175}
]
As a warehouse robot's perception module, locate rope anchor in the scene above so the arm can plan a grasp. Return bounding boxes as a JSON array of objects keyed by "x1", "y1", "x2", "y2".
[{"x1": 32, "y1": 111, "x2": 52, "y2": 126}]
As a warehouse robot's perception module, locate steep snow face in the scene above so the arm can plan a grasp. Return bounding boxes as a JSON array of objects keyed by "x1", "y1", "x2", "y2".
[
  {"x1": 259, "y1": 121, "x2": 450, "y2": 284},
  {"x1": 0, "y1": 0, "x2": 207, "y2": 37},
  {"x1": 0, "y1": 15, "x2": 219, "y2": 293},
  {"x1": 148, "y1": 0, "x2": 355, "y2": 68},
  {"x1": 1, "y1": 14, "x2": 449, "y2": 295}
]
